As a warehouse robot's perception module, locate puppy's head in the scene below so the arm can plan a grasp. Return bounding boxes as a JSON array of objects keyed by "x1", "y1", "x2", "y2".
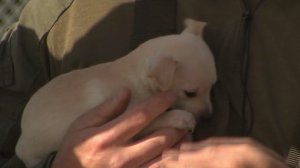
[{"x1": 144, "y1": 19, "x2": 217, "y2": 118}]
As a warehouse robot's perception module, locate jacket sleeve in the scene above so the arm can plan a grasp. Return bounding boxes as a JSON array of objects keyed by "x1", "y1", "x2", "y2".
[
  {"x1": 0, "y1": 0, "x2": 74, "y2": 167},
  {"x1": 1, "y1": 0, "x2": 135, "y2": 167}
]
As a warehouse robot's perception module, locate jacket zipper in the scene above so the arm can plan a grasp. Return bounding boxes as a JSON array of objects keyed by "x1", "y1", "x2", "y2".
[{"x1": 240, "y1": 0, "x2": 265, "y2": 135}]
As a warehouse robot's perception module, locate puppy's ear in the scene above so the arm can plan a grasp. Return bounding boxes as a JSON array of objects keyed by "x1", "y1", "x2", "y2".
[
  {"x1": 182, "y1": 18, "x2": 207, "y2": 37},
  {"x1": 148, "y1": 57, "x2": 178, "y2": 91}
]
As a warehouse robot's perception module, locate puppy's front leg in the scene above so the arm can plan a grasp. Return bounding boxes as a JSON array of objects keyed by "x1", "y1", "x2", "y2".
[{"x1": 138, "y1": 110, "x2": 197, "y2": 138}]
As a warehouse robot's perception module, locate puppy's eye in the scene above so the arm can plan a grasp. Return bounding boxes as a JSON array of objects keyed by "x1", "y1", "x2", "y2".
[{"x1": 184, "y1": 90, "x2": 197, "y2": 98}]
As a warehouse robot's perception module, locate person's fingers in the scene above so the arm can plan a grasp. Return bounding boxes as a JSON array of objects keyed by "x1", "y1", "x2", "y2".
[
  {"x1": 151, "y1": 137, "x2": 288, "y2": 168},
  {"x1": 143, "y1": 154, "x2": 178, "y2": 168},
  {"x1": 179, "y1": 137, "x2": 285, "y2": 164},
  {"x1": 162, "y1": 149, "x2": 180, "y2": 160},
  {"x1": 179, "y1": 137, "x2": 254, "y2": 151},
  {"x1": 140, "y1": 157, "x2": 162, "y2": 168},
  {"x1": 123, "y1": 128, "x2": 184, "y2": 167},
  {"x1": 149, "y1": 160, "x2": 181, "y2": 168},
  {"x1": 142, "y1": 133, "x2": 191, "y2": 168},
  {"x1": 70, "y1": 88, "x2": 131, "y2": 131},
  {"x1": 98, "y1": 91, "x2": 176, "y2": 144}
]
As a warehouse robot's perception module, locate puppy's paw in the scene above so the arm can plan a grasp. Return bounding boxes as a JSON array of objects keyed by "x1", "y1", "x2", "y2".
[
  {"x1": 137, "y1": 109, "x2": 197, "y2": 139},
  {"x1": 165, "y1": 109, "x2": 196, "y2": 132}
]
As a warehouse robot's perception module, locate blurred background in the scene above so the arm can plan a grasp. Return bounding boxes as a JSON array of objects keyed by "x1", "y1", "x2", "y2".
[{"x1": 0, "y1": 0, "x2": 29, "y2": 37}]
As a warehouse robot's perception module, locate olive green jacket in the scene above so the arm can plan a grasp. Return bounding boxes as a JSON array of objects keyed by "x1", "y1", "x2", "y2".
[{"x1": 1, "y1": 0, "x2": 300, "y2": 167}]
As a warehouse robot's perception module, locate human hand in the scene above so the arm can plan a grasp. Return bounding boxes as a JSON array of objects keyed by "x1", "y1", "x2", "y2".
[
  {"x1": 150, "y1": 137, "x2": 288, "y2": 168},
  {"x1": 51, "y1": 88, "x2": 186, "y2": 168}
]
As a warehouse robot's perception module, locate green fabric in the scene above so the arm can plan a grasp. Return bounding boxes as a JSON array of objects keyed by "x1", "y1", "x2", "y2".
[
  {"x1": 0, "y1": 0, "x2": 74, "y2": 167},
  {"x1": 33, "y1": 152, "x2": 56, "y2": 168},
  {"x1": 19, "y1": 0, "x2": 74, "y2": 40},
  {"x1": 1, "y1": 0, "x2": 300, "y2": 167},
  {"x1": 131, "y1": 0, "x2": 177, "y2": 48},
  {"x1": 180, "y1": 0, "x2": 300, "y2": 157}
]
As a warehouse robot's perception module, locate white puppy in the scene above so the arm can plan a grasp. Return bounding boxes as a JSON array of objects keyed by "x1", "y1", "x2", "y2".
[{"x1": 16, "y1": 19, "x2": 217, "y2": 168}]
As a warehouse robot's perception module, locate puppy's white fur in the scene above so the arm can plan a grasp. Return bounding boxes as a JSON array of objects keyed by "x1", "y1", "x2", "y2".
[{"x1": 16, "y1": 19, "x2": 217, "y2": 167}]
